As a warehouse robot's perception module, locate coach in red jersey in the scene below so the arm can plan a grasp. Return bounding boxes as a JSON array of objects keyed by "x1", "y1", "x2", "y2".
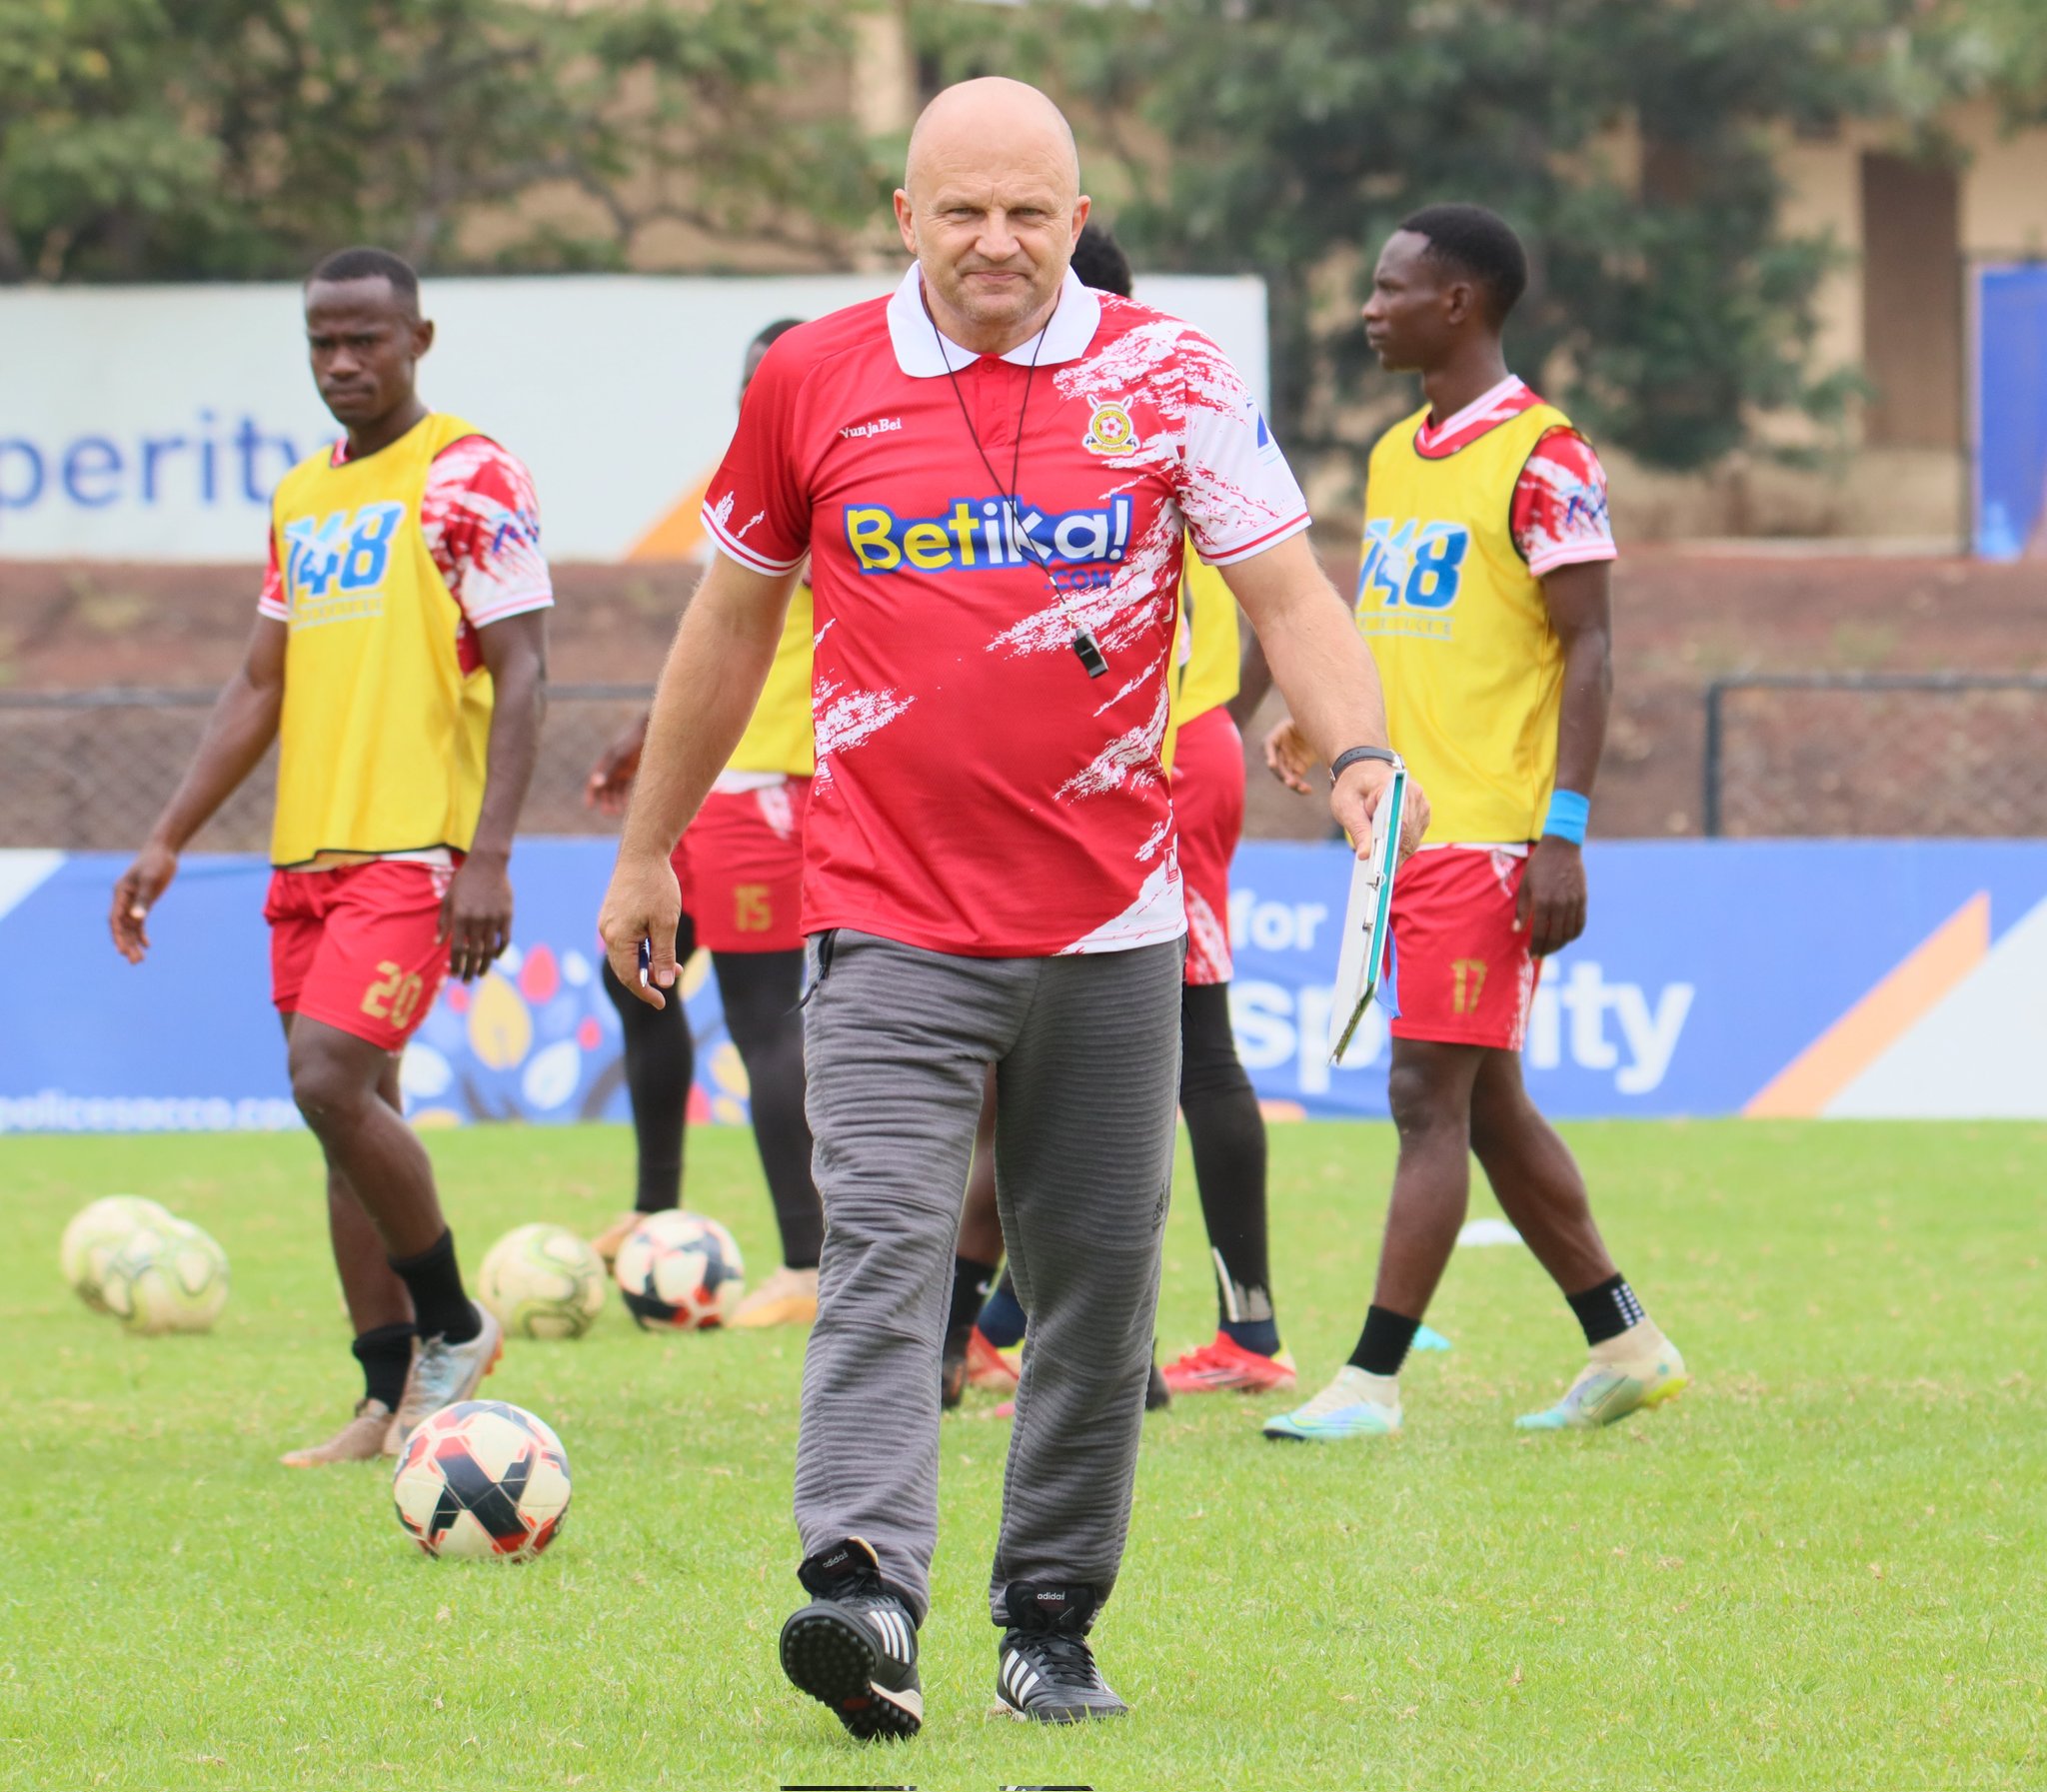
[{"x1": 599, "y1": 77, "x2": 1423, "y2": 1737}]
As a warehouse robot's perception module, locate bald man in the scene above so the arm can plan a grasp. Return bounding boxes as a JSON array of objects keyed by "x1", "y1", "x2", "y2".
[{"x1": 600, "y1": 78, "x2": 1424, "y2": 1737}]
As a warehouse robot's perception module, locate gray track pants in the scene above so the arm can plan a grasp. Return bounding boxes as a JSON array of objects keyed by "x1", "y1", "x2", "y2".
[{"x1": 796, "y1": 927, "x2": 1183, "y2": 1626}]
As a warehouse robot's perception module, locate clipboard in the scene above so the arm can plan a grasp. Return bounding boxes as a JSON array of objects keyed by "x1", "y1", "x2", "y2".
[{"x1": 1328, "y1": 765, "x2": 1406, "y2": 1064}]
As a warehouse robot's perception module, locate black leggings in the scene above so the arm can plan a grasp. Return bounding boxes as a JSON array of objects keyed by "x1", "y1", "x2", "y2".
[
  {"x1": 600, "y1": 921, "x2": 824, "y2": 1270},
  {"x1": 1179, "y1": 980, "x2": 1271, "y2": 1321}
]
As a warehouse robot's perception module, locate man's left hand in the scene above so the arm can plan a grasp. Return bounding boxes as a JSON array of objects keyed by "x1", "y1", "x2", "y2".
[
  {"x1": 440, "y1": 850, "x2": 514, "y2": 981},
  {"x1": 1330, "y1": 761, "x2": 1428, "y2": 866},
  {"x1": 1515, "y1": 836, "x2": 1587, "y2": 957}
]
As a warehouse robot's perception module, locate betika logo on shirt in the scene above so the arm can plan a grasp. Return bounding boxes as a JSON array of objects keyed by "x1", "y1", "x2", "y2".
[
  {"x1": 1355, "y1": 518, "x2": 1472, "y2": 641},
  {"x1": 845, "y1": 494, "x2": 1132, "y2": 587}
]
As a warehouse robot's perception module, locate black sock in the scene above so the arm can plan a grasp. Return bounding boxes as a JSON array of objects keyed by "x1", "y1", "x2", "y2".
[
  {"x1": 602, "y1": 913, "x2": 697, "y2": 1213},
  {"x1": 1347, "y1": 1304, "x2": 1421, "y2": 1377},
  {"x1": 978, "y1": 1270, "x2": 1027, "y2": 1349},
  {"x1": 352, "y1": 1321, "x2": 415, "y2": 1410},
  {"x1": 1179, "y1": 983, "x2": 1277, "y2": 1353},
  {"x1": 714, "y1": 949, "x2": 825, "y2": 1270},
  {"x1": 388, "y1": 1229, "x2": 481, "y2": 1343},
  {"x1": 948, "y1": 1255, "x2": 999, "y2": 1342},
  {"x1": 1566, "y1": 1273, "x2": 1645, "y2": 1346}
]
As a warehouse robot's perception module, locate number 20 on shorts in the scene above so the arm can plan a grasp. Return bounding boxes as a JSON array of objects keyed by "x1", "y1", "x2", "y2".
[{"x1": 361, "y1": 959, "x2": 426, "y2": 1030}]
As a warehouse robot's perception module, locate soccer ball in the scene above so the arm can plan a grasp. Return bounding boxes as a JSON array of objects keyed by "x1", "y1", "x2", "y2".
[
  {"x1": 478, "y1": 1222, "x2": 606, "y2": 1340},
  {"x1": 60, "y1": 1194, "x2": 176, "y2": 1312},
  {"x1": 614, "y1": 1209, "x2": 745, "y2": 1330},
  {"x1": 392, "y1": 1399, "x2": 571, "y2": 1561},
  {"x1": 99, "y1": 1218, "x2": 229, "y2": 1335}
]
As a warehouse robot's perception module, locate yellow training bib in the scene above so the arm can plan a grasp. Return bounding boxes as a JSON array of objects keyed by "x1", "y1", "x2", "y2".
[
  {"x1": 1161, "y1": 546, "x2": 1239, "y2": 775},
  {"x1": 727, "y1": 580, "x2": 817, "y2": 777},
  {"x1": 269, "y1": 414, "x2": 493, "y2": 868},
  {"x1": 1356, "y1": 401, "x2": 1576, "y2": 845}
]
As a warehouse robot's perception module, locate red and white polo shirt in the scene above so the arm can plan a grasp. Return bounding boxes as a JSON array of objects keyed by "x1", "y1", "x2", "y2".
[{"x1": 704, "y1": 265, "x2": 1310, "y2": 958}]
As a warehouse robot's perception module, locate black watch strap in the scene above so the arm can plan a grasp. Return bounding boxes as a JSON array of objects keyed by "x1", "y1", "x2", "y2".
[{"x1": 1329, "y1": 745, "x2": 1403, "y2": 786}]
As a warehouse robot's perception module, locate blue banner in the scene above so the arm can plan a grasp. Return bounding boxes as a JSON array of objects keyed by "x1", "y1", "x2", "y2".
[
  {"x1": 1974, "y1": 263, "x2": 2047, "y2": 560},
  {"x1": 4, "y1": 839, "x2": 2045, "y2": 1129}
]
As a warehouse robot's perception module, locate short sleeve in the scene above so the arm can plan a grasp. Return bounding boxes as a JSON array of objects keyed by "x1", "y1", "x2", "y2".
[
  {"x1": 1170, "y1": 332, "x2": 1312, "y2": 567},
  {"x1": 702, "y1": 335, "x2": 811, "y2": 575},
  {"x1": 1512, "y1": 428, "x2": 1617, "y2": 575},
  {"x1": 257, "y1": 529, "x2": 288, "y2": 621},
  {"x1": 420, "y1": 437, "x2": 554, "y2": 628}
]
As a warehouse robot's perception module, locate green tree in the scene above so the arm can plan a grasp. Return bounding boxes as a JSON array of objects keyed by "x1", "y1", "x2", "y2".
[
  {"x1": 913, "y1": 0, "x2": 1929, "y2": 471},
  {"x1": 0, "y1": 0, "x2": 883, "y2": 283}
]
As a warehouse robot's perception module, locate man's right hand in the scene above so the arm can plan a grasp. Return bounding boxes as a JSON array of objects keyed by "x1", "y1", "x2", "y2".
[
  {"x1": 111, "y1": 841, "x2": 179, "y2": 964},
  {"x1": 598, "y1": 850, "x2": 684, "y2": 1009},
  {"x1": 1262, "y1": 716, "x2": 1317, "y2": 795},
  {"x1": 583, "y1": 715, "x2": 651, "y2": 817}
]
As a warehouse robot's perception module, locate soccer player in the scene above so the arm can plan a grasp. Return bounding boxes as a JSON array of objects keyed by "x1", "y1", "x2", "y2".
[
  {"x1": 599, "y1": 80, "x2": 1418, "y2": 1734},
  {"x1": 110, "y1": 247, "x2": 550, "y2": 1464},
  {"x1": 1260, "y1": 205, "x2": 1686, "y2": 1443},
  {"x1": 583, "y1": 320, "x2": 826, "y2": 1329}
]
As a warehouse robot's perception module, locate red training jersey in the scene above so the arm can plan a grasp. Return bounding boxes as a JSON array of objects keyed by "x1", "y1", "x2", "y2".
[{"x1": 705, "y1": 266, "x2": 1310, "y2": 957}]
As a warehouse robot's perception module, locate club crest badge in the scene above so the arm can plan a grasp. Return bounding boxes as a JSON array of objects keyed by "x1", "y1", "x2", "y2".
[{"x1": 1081, "y1": 400, "x2": 1140, "y2": 456}]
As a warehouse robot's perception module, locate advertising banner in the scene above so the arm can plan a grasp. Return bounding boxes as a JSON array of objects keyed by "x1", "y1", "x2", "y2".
[
  {"x1": 0, "y1": 274, "x2": 1270, "y2": 565},
  {"x1": 1974, "y1": 262, "x2": 2047, "y2": 560},
  {"x1": 4, "y1": 840, "x2": 2043, "y2": 1133}
]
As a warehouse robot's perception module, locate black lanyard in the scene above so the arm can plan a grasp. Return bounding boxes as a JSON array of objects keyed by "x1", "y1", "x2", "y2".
[{"x1": 926, "y1": 290, "x2": 1109, "y2": 680}]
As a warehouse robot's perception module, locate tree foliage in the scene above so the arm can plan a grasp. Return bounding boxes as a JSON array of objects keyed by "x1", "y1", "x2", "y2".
[
  {"x1": 914, "y1": 0, "x2": 1938, "y2": 471},
  {"x1": 0, "y1": 0, "x2": 884, "y2": 283}
]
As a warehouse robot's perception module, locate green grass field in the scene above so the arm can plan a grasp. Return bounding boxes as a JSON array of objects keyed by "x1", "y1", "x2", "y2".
[{"x1": 5, "y1": 1118, "x2": 2043, "y2": 1791}]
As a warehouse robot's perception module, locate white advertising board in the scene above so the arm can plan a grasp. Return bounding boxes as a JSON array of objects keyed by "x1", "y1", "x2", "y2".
[{"x1": 0, "y1": 273, "x2": 1270, "y2": 564}]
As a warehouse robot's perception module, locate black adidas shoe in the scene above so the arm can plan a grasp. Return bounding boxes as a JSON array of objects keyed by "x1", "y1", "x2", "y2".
[
  {"x1": 780, "y1": 1537, "x2": 923, "y2": 1740},
  {"x1": 995, "y1": 1581, "x2": 1128, "y2": 1723}
]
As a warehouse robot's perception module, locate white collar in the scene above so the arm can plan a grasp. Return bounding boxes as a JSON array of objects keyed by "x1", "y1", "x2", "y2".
[
  {"x1": 886, "y1": 264, "x2": 1101, "y2": 378},
  {"x1": 1421, "y1": 373, "x2": 1527, "y2": 442}
]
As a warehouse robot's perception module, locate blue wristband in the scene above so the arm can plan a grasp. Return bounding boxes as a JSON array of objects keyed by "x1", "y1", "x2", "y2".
[{"x1": 1542, "y1": 789, "x2": 1590, "y2": 845}]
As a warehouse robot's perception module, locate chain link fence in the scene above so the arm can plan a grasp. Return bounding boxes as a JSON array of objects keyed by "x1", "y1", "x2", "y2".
[
  {"x1": 10, "y1": 675, "x2": 2044, "y2": 850},
  {"x1": 0, "y1": 685, "x2": 654, "y2": 852},
  {"x1": 1703, "y1": 674, "x2": 2047, "y2": 838}
]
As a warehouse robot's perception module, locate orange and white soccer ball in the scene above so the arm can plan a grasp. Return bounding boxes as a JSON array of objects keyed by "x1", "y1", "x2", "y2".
[
  {"x1": 613, "y1": 1209, "x2": 745, "y2": 1330},
  {"x1": 392, "y1": 1399, "x2": 571, "y2": 1561}
]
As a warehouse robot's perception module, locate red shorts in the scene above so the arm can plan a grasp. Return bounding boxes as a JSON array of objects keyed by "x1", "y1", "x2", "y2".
[
  {"x1": 1172, "y1": 707, "x2": 1245, "y2": 986},
  {"x1": 1388, "y1": 847, "x2": 1536, "y2": 1050},
  {"x1": 673, "y1": 777, "x2": 810, "y2": 953},
  {"x1": 265, "y1": 859, "x2": 455, "y2": 1051}
]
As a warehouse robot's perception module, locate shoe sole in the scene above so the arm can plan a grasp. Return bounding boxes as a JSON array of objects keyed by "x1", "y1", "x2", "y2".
[
  {"x1": 1166, "y1": 1377, "x2": 1299, "y2": 1395},
  {"x1": 1518, "y1": 1370, "x2": 1690, "y2": 1431},
  {"x1": 1262, "y1": 1422, "x2": 1399, "y2": 1442},
  {"x1": 780, "y1": 1606, "x2": 922, "y2": 1740},
  {"x1": 992, "y1": 1695, "x2": 1129, "y2": 1724},
  {"x1": 729, "y1": 1301, "x2": 819, "y2": 1329}
]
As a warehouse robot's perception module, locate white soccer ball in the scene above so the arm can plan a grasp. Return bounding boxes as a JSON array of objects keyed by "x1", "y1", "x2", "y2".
[
  {"x1": 60, "y1": 1194, "x2": 177, "y2": 1313},
  {"x1": 392, "y1": 1399, "x2": 572, "y2": 1561},
  {"x1": 614, "y1": 1209, "x2": 746, "y2": 1331},
  {"x1": 99, "y1": 1218, "x2": 230, "y2": 1335},
  {"x1": 478, "y1": 1222, "x2": 607, "y2": 1340}
]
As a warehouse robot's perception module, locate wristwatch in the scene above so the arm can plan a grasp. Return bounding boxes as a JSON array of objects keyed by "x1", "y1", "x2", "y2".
[{"x1": 1329, "y1": 745, "x2": 1404, "y2": 786}]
